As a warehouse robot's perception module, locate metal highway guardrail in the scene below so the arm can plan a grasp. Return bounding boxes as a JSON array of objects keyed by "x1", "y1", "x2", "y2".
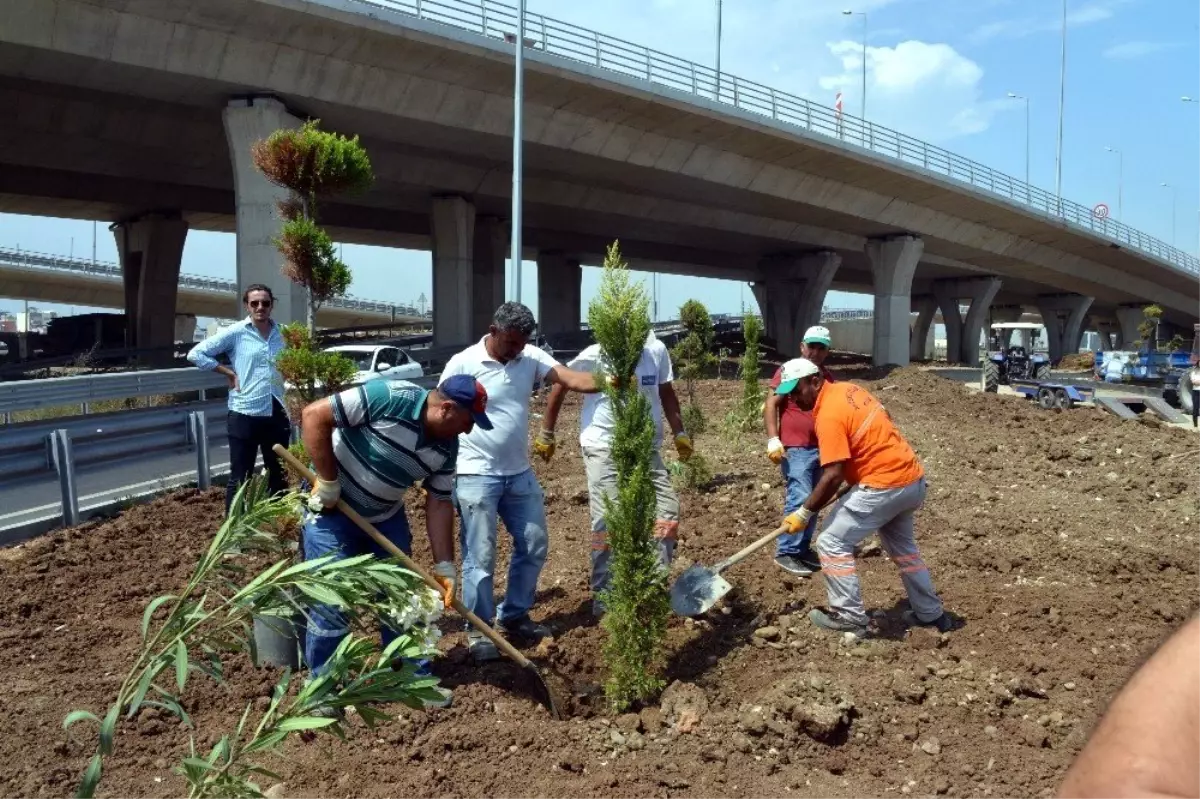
[
  {"x1": 0, "y1": 247, "x2": 432, "y2": 317},
  {"x1": 335, "y1": 0, "x2": 1199, "y2": 275}
]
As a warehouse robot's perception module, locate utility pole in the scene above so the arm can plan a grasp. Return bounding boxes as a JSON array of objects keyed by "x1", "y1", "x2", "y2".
[
  {"x1": 510, "y1": 0, "x2": 527, "y2": 303},
  {"x1": 1054, "y1": 0, "x2": 1066, "y2": 213},
  {"x1": 715, "y1": 0, "x2": 722, "y2": 100}
]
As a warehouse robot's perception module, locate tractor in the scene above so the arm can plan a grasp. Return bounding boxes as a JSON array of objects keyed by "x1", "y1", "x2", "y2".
[{"x1": 981, "y1": 322, "x2": 1050, "y2": 393}]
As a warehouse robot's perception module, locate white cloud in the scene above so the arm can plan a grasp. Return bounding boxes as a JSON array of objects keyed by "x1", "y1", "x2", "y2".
[
  {"x1": 819, "y1": 40, "x2": 1002, "y2": 140},
  {"x1": 969, "y1": 0, "x2": 1133, "y2": 43},
  {"x1": 1102, "y1": 40, "x2": 1177, "y2": 59}
]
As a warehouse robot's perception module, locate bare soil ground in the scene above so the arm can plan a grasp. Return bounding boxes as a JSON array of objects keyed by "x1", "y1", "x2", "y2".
[{"x1": 2, "y1": 367, "x2": 1197, "y2": 798}]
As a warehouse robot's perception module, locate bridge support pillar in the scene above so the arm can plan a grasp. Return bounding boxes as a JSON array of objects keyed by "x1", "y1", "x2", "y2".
[
  {"x1": 537, "y1": 251, "x2": 583, "y2": 340},
  {"x1": 1115, "y1": 305, "x2": 1145, "y2": 350},
  {"x1": 473, "y1": 216, "x2": 507, "y2": 340},
  {"x1": 960, "y1": 277, "x2": 1002, "y2": 365},
  {"x1": 1090, "y1": 316, "x2": 1121, "y2": 351},
  {"x1": 223, "y1": 97, "x2": 307, "y2": 325},
  {"x1": 991, "y1": 305, "x2": 1023, "y2": 325},
  {"x1": 1037, "y1": 294, "x2": 1094, "y2": 365},
  {"x1": 111, "y1": 212, "x2": 187, "y2": 363},
  {"x1": 866, "y1": 236, "x2": 923, "y2": 366},
  {"x1": 431, "y1": 195, "x2": 476, "y2": 347},
  {"x1": 932, "y1": 281, "x2": 963, "y2": 366},
  {"x1": 910, "y1": 296, "x2": 936, "y2": 361},
  {"x1": 752, "y1": 250, "x2": 841, "y2": 356}
]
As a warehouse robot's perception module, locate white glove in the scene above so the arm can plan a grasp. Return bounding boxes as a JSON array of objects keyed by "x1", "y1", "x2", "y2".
[
  {"x1": 307, "y1": 477, "x2": 341, "y2": 511},
  {"x1": 767, "y1": 437, "x2": 785, "y2": 465},
  {"x1": 432, "y1": 561, "x2": 457, "y2": 608}
]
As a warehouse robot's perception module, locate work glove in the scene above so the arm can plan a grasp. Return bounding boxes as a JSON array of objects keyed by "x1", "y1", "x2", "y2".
[
  {"x1": 432, "y1": 561, "x2": 457, "y2": 609},
  {"x1": 307, "y1": 477, "x2": 341, "y2": 512},
  {"x1": 533, "y1": 429, "x2": 556, "y2": 462},
  {"x1": 782, "y1": 506, "x2": 813, "y2": 533},
  {"x1": 766, "y1": 437, "x2": 785, "y2": 465},
  {"x1": 674, "y1": 432, "x2": 694, "y2": 460}
]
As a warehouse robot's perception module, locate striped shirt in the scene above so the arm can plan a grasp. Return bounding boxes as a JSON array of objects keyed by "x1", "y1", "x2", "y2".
[
  {"x1": 187, "y1": 317, "x2": 285, "y2": 417},
  {"x1": 328, "y1": 380, "x2": 458, "y2": 522}
]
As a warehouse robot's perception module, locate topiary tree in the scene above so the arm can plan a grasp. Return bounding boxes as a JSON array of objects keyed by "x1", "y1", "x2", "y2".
[
  {"x1": 724, "y1": 311, "x2": 765, "y2": 433},
  {"x1": 671, "y1": 299, "x2": 717, "y2": 435},
  {"x1": 588, "y1": 242, "x2": 670, "y2": 711},
  {"x1": 1136, "y1": 304, "x2": 1163, "y2": 352}
]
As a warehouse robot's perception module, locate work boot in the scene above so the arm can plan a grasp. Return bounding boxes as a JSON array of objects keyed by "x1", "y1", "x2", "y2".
[
  {"x1": 774, "y1": 552, "x2": 818, "y2": 576},
  {"x1": 809, "y1": 607, "x2": 868, "y2": 638},
  {"x1": 498, "y1": 615, "x2": 551, "y2": 641},
  {"x1": 467, "y1": 632, "x2": 500, "y2": 663},
  {"x1": 902, "y1": 609, "x2": 954, "y2": 634}
]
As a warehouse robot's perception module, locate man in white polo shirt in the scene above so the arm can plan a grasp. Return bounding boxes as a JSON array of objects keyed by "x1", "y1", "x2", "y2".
[
  {"x1": 441, "y1": 302, "x2": 600, "y2": 661},
  {"x1": 538, "y1": 330, "x2": 692, "y2": 616}
]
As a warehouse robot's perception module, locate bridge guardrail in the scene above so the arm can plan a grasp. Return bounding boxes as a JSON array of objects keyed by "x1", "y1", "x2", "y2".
[
  {"x1": 341, "y1": 0, "x2": 1199, "y2": 276},
  {"x1": 0, "y1": 368, "x2": 229, "y2": 421}
]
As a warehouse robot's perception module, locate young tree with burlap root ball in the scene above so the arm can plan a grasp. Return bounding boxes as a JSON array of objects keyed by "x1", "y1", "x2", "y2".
[{"x1": 586, "y1": 242, "x2": 673, "y2": 710}]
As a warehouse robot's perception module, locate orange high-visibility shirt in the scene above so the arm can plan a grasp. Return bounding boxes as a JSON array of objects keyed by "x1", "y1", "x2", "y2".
[{"x1": 812, "y1": 381, "x2": 923, "y2": 489}]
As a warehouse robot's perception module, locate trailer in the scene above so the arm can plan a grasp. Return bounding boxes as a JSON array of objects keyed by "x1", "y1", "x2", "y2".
[{"x1": 1010, "y1": 380, "x2": 1095, "y2": 410}]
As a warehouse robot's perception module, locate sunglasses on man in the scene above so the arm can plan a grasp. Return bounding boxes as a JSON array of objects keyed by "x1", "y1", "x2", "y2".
[{"x1": 248, "y1": 300, "x2": 273, "y2": 308}]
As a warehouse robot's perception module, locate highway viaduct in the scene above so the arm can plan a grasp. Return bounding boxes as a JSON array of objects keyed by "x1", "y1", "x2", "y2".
[{"x1": 0, "y1": 0, "x2": 1196, "y2": 364}]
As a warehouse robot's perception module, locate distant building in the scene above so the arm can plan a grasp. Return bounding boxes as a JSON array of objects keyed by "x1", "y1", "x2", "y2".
[{"x1": 16, "y1": 307, "x2": 58, "y2": 333}]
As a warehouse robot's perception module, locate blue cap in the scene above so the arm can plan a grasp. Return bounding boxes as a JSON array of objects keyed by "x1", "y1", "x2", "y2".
[{"x1": 438, "y1": 374, "x2": 494, "y2": 430}]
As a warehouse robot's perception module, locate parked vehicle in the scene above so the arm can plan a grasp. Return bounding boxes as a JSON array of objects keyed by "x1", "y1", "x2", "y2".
[
  {"x1": 981, "y1": 322, "x2": 1050, "y2": 392},
  {"x1": 326, "y1": 344, "x2": 423, "y2": 385}
]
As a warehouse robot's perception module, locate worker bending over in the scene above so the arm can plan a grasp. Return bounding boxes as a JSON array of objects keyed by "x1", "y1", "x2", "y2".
[{"x1": 775, "y1": 358, "x2": 952, "y2": 637}]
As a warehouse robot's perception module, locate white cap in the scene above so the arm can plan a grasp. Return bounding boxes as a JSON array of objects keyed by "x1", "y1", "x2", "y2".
[
  {"x1": 802, "y1": 325, "x2": 832, "y2": 347},
  {"x1": 775, "y1": 358, "x2": 821, "y2": 395}
]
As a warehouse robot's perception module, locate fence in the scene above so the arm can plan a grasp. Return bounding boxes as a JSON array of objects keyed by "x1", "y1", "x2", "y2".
[{"x1": 330, "y1": 0, "x2": 1198, "y2": 276}]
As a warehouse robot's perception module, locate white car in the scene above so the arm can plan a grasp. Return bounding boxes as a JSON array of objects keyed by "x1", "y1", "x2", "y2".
[{"x1": 326, "y1": 344, "x2": 424, "y2": 385}]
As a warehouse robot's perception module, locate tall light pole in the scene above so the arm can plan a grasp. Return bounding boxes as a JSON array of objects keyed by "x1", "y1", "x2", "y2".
[
  {"x1": 842, "y1": 9, "x2": 868, "y2": 119},
  {"x1": 510, "y1": 0, "x2": 527, "y2": 303},
  {"x1": 715, "y1": 0, "x2": 722, "y2": 100},
  {"x1": 1007, "y1": 92, "x2": 1030, "y2": 187},
  {"x1": 1161, "y1": 182, "x2": 1178, "y2": 246},
  {"x1": 1054, "y1": 0, "x2": 1066, "y2": 213},
  {"x1": 1104, "y1": 146, "x2": 1123, "y2": 221}
]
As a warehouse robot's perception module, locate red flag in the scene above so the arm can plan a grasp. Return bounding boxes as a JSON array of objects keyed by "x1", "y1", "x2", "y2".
[{"x1": 835, "y1": 91, "x2": 844, "y2": 117}]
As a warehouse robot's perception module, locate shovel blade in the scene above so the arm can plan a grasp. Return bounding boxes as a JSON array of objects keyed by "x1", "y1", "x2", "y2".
[{"x1": 670, "y1": 564, "x2": 733, "y2": 617}]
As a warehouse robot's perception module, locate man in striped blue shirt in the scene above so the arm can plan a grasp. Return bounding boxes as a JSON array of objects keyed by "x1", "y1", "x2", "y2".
[
  {"x1": 299, "y1": 374, "x2": 491, "y2": 707},
  {"x1": 187, "y1": 284, "x2": 289, "y2": 512}
]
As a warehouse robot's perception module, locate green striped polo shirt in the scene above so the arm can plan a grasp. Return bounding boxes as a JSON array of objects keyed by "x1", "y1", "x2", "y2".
[{"x1": 328, "y1": 380, "x2": 458, "y2": 522}]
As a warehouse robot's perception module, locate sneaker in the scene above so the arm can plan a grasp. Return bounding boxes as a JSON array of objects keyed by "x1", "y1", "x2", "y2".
[
  {"x1": 902, "y1": 609, "x2": 954, "y2": 633},
  {"x1": 497, "y1": 615, "x2": 551, "y2": 641},
  {"x1": 809, "y1": 607, "x2": 868, "y2": 638},
  {"x1": 421, "y1": 686, "x2": 454, "y2": 710},
  {"x1": 774, "y1": 554, "x2": 815, "y2": 576},
  {"x1": 468, "y1": 634, "x2": 500, "y2": 663}
]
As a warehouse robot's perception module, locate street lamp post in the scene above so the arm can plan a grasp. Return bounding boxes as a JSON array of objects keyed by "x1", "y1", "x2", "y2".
[
  {"x1": 510, "y1": 0, "x2": 527, "y2": 303},
  {"x1": 842, "y1": 9, "x2": 868, "y2": 120},
  {"x1": 715, "y1": 0, "x2": 722, "y2": 100},
  {"x1": 1161, "y1": 182, "x2": 1178, "y2": 247},
  {"x1": 1007, "y1": 92, "x2": 1030, "y2": 189},
  {"x1": 1054, "y1": 0, "x2": 1066, "y2": 214},
  {"x1": 1104, "y1": 146, "x2": 1123, "y2": 221}
]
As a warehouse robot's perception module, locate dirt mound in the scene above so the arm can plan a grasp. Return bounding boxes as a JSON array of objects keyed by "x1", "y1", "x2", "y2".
[{"x1": 1, "y1": 369, "x2": 1196, "y2": 797}]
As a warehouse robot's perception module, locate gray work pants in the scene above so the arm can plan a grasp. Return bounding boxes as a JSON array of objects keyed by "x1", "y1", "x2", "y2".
[
  {"x1": 582, "y1": 446, "x2": 679, "y2": 608},
  {"x1": 815, "y1": 478, "x2": 943, "y2": 626}
]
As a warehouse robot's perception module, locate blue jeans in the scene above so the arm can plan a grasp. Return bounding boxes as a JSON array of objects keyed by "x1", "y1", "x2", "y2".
[
  {"x1": 777, "y1": 446, "x2": 821, "y2": 557},
  {"x1": 455, "y1": 469, "x2": 549, "y2": 626},
  {"x1": 302, "y1": 507, "x2": 429, "y2": 677}
]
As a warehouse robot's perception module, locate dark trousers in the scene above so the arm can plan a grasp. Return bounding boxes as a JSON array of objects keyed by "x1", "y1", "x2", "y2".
[
  {"x1": 1193, "y1": 389, "x2": 1199, "y2": 428},
  {"x1": 226, "y1": 399, "x2": 291, "y2": 513}
]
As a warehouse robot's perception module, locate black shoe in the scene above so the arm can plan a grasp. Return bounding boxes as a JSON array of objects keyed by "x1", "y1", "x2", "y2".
[
  {"x1": 903, "y1": 610, "x2": 954, "y2": 633},
  {"x1": 809, "y1": 608, "x2": 869, "y2": 638},
  {"x1": 774, "y1": 554, "x2": 815, "y2": 576},
  {"x1": 497, "y1": 615, "x2": 550, "y2": 641},
  {"x1": 467, "y1": 634, "x2": 500, "y2": 663}
]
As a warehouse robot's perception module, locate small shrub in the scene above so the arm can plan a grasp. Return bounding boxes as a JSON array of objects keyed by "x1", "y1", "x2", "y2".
[
  {"x1": 669, "y1": 453, "x2": 714, "y2": 491},
  {"x1": 724, "y1": 312, "x2": 765, "y2": 434}
]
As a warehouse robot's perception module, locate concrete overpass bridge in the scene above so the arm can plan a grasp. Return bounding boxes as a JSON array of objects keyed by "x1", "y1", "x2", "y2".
[
  {"x1": 0, "y1": 246, "x2": 425, "y2": 328},
  {"x1": 1, "y1": 0, "x2": 1195, "y2": 364}
]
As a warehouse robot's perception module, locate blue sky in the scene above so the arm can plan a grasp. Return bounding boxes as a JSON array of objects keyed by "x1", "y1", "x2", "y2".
[{"x1": 2, "y1": 0, "x2": 1196, "y2": 324}]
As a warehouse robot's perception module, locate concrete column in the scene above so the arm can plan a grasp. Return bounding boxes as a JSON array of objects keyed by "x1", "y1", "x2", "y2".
[
  {"x1": 910, "y1": 296, "x2": 936, "y2": 361},
  {"x1": 959, "y1": 277, "x2": 1002, "y2": 365},
  {"x1": 472, "y1": 216, "x2": 507, "y2": 339},
  {"x1": 223, "y1": 97, "x2": 306, "y2": 324},
  {"x1": 932, "y1": 281, "x2": 964, "y2": 366},
  {"x1": 431, "y1": 195, "x2": 476, "y2": 347},
  {"x1": 536, "y1": 250, "x2": 583, "y2": 339},
  {"x1": 990, "y1": 305, "x2": 1023, "y2": 324},
  {"x1": 1090, "y1": 316, "x2": 1121, "y2": 351},
  {"x1": 1115, "y1": 305, "x2": 1145, "y2": 349},
  {"x1": 752, "y1": 250, "x2": 841, "y2": 356},
  {"x1": 1037, "y1": 294, "x2": 1094, "y2": 364},
  {"x1": 112, "y1": 212, "x2": 187, "y2": 363},
  {"x1": 866, "y1": 236, "x2": 923, "y2": 366}
]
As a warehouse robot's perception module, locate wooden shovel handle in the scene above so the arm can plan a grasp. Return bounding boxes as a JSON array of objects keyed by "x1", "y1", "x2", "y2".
[
  {"x1": 711, "y1": 484, "x2": 851, "y2": 575},
  {"x1": 272, "y1": 444, "x2": 536, "y2": 670}
]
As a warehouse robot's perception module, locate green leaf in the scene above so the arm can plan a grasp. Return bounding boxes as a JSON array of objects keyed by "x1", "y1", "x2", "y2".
[
  {"x1": 141, "y1": 594, "x2": 177, "y2": 639},
  {"x1": 98, "y1": 703, "x2": 119, "y2": 756},
  {"x1": 175, "y1": 640, "x2": 189, "y2": 692},
  {"x1": 76, "y1": 753, "x2": 103, "y2": 799},
  {"x1": 142, "y1": 699, "x2": 192, "y2": 728},
  {"x1": 276, "y1": 716, "x2": 338, "y2": 732},
  {"x1": 125, "y1": 665, "x2": 159, "y2": 720},
  {"x1": 62, "y1": 710, "x2": 100, "y2": 730},
  {"x1": 180, "y1": 757, "x2": 216, "y2": 772},
  {"x1": 242, "y1": 730, "x2": 288, "y2": 754}
]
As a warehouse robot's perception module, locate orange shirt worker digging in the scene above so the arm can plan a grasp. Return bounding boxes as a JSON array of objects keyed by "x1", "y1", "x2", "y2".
[{"x1": 774, "y1": 358, "x2": 954, "y2": 637}]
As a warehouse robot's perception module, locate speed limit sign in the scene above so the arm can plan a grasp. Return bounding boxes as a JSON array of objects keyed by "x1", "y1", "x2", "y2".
[{"x1": 1092, "y1": 203, "x2": 1110, "y2": 219}]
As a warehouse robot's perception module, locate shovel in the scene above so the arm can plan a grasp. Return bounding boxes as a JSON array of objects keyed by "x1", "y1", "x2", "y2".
[
  {"x1": 670, "y1": 485, "x2": 850, "y2": 617},
  {"x1": 273, "y1": 444, "x2": 566, "y2": 719}
]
